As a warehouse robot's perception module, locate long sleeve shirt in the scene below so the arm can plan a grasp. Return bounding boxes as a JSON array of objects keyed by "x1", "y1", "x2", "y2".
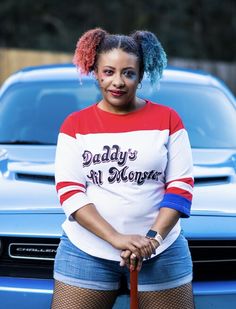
[{"x1": 55, "y1": 100, "x2": 194, "y2": 261}]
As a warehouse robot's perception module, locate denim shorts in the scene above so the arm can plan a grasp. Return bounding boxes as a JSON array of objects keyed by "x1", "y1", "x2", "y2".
[{"x1": 53, "y1": 231, "x2": 193, "y2": 292}]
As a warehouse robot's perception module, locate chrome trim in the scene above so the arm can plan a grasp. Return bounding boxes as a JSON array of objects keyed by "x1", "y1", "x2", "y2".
[
  {"x1": 0, "y1": 286, "x2": 52, "y2": 294},
  {"x1": 190, "y1": 245, "x2": 236, "y2": 249},
  {"x1": 193, "y1": 259, "x2": 236, "y2": 263},
  {"x1": 8, "y1": 243, "x2": 58, "y2": 261}
]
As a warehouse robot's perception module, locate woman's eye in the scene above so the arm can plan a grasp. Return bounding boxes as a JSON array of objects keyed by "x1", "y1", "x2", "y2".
[
  {"x1": 104, "y1": 70, "x2": 113, "y2": 76},
  {"x1": 123, "y1": 70, "x2": 137, "y2": 79}
]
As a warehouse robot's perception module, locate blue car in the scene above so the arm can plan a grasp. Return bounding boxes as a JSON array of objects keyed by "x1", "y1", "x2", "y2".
[{"x1": 0, "y1": 64, "x2": 236, "y2": 309}]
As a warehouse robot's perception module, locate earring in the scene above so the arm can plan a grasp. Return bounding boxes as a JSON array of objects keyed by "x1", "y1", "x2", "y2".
[{"x1": 137, "y1": 82, "x2": 142, "y2": 89}]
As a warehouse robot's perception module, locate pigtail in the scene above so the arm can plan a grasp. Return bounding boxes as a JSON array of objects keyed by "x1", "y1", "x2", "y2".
[
  {"x1": 132, "y1": 31, "x2": 167, "y2": 85},
  {"x1": 73, "y1": 28, "x2": 107, "y2": 75}
]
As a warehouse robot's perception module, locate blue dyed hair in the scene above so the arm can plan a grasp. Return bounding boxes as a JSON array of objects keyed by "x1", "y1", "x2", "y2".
[{"x1": 132, "y1": 31, "x2": 167, "y2": 85}]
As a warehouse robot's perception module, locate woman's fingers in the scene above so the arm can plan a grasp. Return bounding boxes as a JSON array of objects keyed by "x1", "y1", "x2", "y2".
[
  {"x1": 130, "y1": 253, "x2": 140, "y2": 271},
  {"x1": 124, "y1": 245, "x2": 141, "y2": 259},
  {"x1": 134, "y1": 242, "x2": 154, "y2": 258},
  {"x1": 136, "y1": 257, "x2": 143, "y2": 272},
  {"x1": 120, "y1": 249, "x2": 131, "y2": 266},
  {"x1": 120, "y1": 250, "x2": 143, "y2": 272},
  {"x1": 120, "y1": 257, "x2": 126, "y2": 267},
  {"x1": 121, "y1": 249, "x2": 131, "y2": 259},
  {"x1": 130, "y1": 253, "x2": 143, "y2": 272},
  {"x1": 132, "y1": 238, "x2": 158, "y2": 258},
  {"x1": 120, "y1": 250, "x2": 137, "y2": 270},
  {"x1": 120, "y1": 249, "x2": 131, "y2": 267}
]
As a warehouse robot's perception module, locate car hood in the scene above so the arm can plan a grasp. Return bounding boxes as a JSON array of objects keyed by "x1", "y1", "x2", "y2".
[
  {"x1": 2, "y1": 145, "x2": 236, "y2": 168},
  {"x1": 0, "y1": 146, "x2": 236, "y2": 216}
]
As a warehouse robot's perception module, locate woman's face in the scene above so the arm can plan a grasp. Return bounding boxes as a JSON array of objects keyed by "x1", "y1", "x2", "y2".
[{"x1": 95, "y1": 48, "x2": 140, "y2": 113}]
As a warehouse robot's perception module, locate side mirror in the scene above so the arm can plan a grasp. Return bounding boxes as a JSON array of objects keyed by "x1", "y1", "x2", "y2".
[{"x1": 0, "y1": 149, "x2": 8, "y2": 175}]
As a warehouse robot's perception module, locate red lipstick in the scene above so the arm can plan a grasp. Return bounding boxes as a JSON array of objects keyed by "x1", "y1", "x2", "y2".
[{"x1": 109, "y1": 90, "x2": 126, "y2": 97}]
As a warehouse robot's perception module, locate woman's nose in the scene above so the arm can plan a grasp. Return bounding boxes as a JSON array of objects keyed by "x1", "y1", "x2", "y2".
[{"x1": 112, "y1": 74, "x2": 125, "y2": 88}]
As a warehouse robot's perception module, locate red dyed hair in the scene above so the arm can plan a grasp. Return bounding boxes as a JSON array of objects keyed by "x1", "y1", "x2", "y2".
[{"x1": 73, "y1": 28, "x2": 107, "y2": 75}]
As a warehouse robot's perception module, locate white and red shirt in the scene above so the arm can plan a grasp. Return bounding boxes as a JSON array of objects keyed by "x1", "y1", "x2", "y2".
[{"x1": 55, "y1": 100, "x2": 194, "y2": 261}]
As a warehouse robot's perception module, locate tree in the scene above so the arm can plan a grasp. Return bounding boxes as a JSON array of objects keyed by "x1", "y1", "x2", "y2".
[{"x1": 0, "y1": 0, "x2": 235, "y2": 61}]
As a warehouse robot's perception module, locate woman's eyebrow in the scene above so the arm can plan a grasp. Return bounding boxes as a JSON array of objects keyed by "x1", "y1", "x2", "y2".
[
  {"x1": 103, "y1": 66, "x2": 136, "y2": 70},
  {"x1": 123, "y1": 67, "x2": 136, "y2": 70},
  {"x1": 103, "y1": 65, "x2": 115, "y2": 69}
]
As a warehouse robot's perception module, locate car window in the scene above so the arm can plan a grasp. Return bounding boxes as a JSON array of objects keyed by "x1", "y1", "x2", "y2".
[
  {"x1": 0, "y1": 79, "x2": 235, "y2": 148},
  {"x1": 138, "y1": 83, "x2": 236, "y2": 148},
  {"x1": 0, "y1": 81, "x2": 101, "y2": 144}
]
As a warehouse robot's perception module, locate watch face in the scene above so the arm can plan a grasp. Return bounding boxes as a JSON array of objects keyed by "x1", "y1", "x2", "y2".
[{"x1": 146, "y1": 230, "x2": 157, "y2": 238}]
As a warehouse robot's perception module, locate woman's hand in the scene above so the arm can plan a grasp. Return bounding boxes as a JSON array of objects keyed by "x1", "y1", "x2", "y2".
[
  {"x1": 120, "y1": 249, "x2": 143, "y2": 272},
  {"x1": 110, "y1": 233, "x2": 156, "y2": 259},
  {"x1": 119, "y1": 238, "x2": 160, "y2": 271}
]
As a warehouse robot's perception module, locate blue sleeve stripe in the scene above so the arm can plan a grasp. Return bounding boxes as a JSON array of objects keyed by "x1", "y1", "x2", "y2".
[{"x1": 159, "y1": 193, "x2": 191, "y2": 218}]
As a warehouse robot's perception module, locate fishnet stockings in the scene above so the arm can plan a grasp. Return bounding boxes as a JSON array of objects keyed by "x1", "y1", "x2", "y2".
[
  {"x1": 51, "y1": 280, "x2": 194, "y2": 309},
  {"x1": 51, "y1": 280, "x2": 118, "y2": 309},
  {"x1": 138, "y1": 282, "x2": 195, "y2": 309}
]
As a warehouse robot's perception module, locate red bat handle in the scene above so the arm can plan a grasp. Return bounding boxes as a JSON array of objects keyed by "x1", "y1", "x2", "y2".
[{"x1": 130, "y1": 269, "x2": 138, "y2": 309}]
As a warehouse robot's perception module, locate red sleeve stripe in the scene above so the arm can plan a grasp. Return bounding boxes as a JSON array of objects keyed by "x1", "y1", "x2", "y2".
[
  {"x1": 59, "y1": 190, "x2": 84, "y2": 205},
  {"x1": 166, "y1": 181, "x2": 193, "y2": 195},
  {"x1": 165, "y1": 187, "x2": 193, "y2": 201},
  {"x1": 56, "y1": 181, "x2": 86, "y2": 192},
  {"x1": 57, "y1": 186, "x2": 86, "y2": 198},
  {"x1": 166, "y1": 177, "x2": 194, "y2": 189}
]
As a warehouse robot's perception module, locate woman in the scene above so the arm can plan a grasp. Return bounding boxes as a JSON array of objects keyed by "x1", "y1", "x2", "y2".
[{"x1": 51, "y1": 28, "x2": 195, "y2": 309}]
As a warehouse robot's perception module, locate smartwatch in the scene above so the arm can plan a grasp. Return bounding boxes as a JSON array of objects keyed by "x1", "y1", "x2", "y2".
[{"x1": 146, "y1": 229, "x2": 163, "y2": 246}]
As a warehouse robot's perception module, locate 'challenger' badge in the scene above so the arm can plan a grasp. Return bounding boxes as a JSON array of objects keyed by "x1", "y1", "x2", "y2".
[{"x1": 9, "y1": 243, "x2": 58, "y2": 260}]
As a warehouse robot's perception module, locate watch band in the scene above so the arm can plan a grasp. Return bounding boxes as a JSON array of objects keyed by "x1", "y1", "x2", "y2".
[{"x1": 145, "y1": 229, "x2": 163, "y2": 246}]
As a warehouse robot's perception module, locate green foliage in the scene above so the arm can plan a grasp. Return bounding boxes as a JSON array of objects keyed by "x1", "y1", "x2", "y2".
[{"x1": 0, "y1": 0, "x2": 235, "y2": 60}]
